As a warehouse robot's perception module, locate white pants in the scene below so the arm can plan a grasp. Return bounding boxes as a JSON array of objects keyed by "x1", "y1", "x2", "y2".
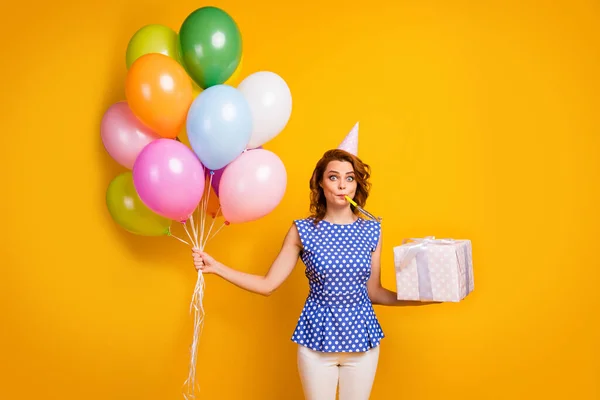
[{"x1": 297, "y1": 345, "x2": 380, "y2": 400}]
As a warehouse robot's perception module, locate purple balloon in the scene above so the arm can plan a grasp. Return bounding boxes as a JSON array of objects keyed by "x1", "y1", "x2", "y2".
[
  {"x1": 210, "y1": 167, "x2": 224, "y2": 196},
  {"x1": 133, "y1": 139, "x2": 205, "y2": 222}
]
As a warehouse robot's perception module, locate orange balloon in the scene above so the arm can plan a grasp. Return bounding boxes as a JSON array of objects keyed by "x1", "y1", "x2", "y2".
[{"x1": 125, "y1": 53, "x2": 193, "y2": 139}]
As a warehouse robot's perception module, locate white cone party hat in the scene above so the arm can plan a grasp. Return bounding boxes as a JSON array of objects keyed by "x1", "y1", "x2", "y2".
[{"x1": 337, "y1": 122, "x2": 359, "y2": 156}]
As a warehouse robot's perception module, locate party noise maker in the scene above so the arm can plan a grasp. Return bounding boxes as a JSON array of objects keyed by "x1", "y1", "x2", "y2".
[{"x1": 345, "y1": 196, "x2": 381, "y2": 222}]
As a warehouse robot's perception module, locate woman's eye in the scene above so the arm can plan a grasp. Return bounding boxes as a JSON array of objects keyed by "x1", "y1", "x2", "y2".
[
  {"x1": 329, "y1": 175, "x2": 338, "y2": 181},
  {"x1": 347, "y1": 176, "x2": 355, "y2": 182}
]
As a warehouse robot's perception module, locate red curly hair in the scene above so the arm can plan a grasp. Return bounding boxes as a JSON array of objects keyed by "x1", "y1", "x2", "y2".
[{"x1": 309, "y1": 149, "x2": 372, "y2": 224}]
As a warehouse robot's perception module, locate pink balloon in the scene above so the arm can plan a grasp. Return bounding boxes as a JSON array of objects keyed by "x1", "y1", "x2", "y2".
[
  {"x1": 209, "y1": 146, "x2": 262, "y2": 196},
  {"x1": 219, "y1": 149, "x2": 287, "y2": 224},
  {"x1": 133, "y1": 139, "x2": 205, "y2": 222},
  {"x1": 101, "y1": 102, "x2": 161, "y2": 169}
]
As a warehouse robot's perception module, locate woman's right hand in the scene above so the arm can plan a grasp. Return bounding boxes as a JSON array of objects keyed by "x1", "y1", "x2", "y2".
[
  {"x1": 192, "y1": 248, "x2": 221, "y2": 274},
  {"x1": 187, "y1": 223, "x2": 302, "y2": 296}
]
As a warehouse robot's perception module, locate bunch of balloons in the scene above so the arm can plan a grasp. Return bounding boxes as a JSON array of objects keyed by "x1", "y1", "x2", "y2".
[
  {"x1": 100, "y1": 6, "x2": 292, "y2": 398},
  {"x1": 102, "y1": 6, "x2": 291, "y2": 236}
]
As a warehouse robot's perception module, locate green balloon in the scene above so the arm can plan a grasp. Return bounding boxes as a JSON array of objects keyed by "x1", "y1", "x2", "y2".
[
  {"x1": 106, "y1": 172, "x2": 171, "y2": 236},
  {"x1": 126, "y1": 24, "x2": 182, "y2": 69},
  {"x1": 179, "y1": 7, "x2": 242, "y2": 88}
]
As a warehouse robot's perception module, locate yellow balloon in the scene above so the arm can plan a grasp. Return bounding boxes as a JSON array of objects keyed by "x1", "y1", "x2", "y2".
[
  {"x1": 192, "y1": 84, "x2": 202, "y2": 98},
  {"x1": 176, "y1": 85, "x2": 202, "y2": 146},
  {"x1": 177, "y1": 125, "x2": 191, "y2": 147}
]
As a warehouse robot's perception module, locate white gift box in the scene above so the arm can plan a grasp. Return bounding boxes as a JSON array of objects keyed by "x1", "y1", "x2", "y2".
[{"x1": 393, "y1": 237, "x2": 474, "y2": 302}]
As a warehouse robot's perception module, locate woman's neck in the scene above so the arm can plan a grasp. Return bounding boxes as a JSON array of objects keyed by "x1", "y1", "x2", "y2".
[{"x1": 323, "y1": 206, "x2": 357, "y2": 224}]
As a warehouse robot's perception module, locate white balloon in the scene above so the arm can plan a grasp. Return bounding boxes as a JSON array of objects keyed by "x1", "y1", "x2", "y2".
[{"x1": 237, "y1": 71, "x2": 292, "y2": 148}]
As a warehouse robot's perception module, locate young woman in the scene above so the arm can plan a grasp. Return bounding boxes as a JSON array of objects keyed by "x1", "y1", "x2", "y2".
[{"x1": 193, "y1": 149, "x2": 423, "y2": 400}]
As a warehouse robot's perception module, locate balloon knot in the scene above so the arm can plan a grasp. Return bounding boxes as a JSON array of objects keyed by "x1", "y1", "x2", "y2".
[{"x1": 224, "y1": 221, "x2": 230, "y2": 226}]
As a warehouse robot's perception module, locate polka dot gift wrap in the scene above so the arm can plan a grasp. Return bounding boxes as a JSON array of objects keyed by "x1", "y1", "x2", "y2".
[{"x1": 393, "y1": 237, "x2": 474, "y2": 302}]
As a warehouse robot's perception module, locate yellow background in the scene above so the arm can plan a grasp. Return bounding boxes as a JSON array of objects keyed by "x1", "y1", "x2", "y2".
[{"x1": 1, "y1": 0, "x2": 599, "y2": 399}]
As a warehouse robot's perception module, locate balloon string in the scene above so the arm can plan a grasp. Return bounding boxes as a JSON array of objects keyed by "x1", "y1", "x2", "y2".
[
  {"x1": 182, "y1": 270, "x2": 206, "y2": 399},
  {"x1": 190, "y1": 213, "x2": 198, "y2": 243},
  {"x1": 189, "y1": 214, "x2": 199, "y2": 248},
  {"x1": 201, "y1": 185, "x2": 207, "y2": 246},
  {"x1": 199, "y1": 174, "x2": 213, "y2": 249},
  {"x1": 196, "y1": 192, "x2": 204, "y2": 247},
  {"x1": 182, "y1": 223, "x2": 196, "y2": 248},
  {"x1": 205, "y1": 220, "x2": 227, "y2": 245},
  {"x1": 201, "y1": 206, "x2": 221, "y2": 249},
  {"x1": 169, "y1": 232, "x2": 190, "y2": 246},
  {"x1": 182, "y1": 173, "x2": 216, "y2": 398}
]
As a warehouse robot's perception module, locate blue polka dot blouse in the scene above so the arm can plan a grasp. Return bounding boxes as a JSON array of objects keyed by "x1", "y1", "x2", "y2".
[{"x1": 291, "y1": 217, "x2": 385, "y2": 353}]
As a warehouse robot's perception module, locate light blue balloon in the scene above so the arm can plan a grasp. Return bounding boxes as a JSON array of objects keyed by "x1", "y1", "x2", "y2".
[{"x1": 186, "y1": 85, "x2": 253, "y2": 170}]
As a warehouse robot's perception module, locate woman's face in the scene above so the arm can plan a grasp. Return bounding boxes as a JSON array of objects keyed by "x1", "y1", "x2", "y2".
[{"x1": 320, "y1": 160, "x2": 357, "y2": 208}]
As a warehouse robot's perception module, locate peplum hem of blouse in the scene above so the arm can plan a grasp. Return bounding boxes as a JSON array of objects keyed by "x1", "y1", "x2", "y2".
[{"x1": 291, "y1": 287, "x2": 385, "y2": 353}]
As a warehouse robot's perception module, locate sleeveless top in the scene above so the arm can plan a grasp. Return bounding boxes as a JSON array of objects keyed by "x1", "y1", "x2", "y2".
[{"x1": 291, "y1": 217, "x2": 385, "y2": 353}]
